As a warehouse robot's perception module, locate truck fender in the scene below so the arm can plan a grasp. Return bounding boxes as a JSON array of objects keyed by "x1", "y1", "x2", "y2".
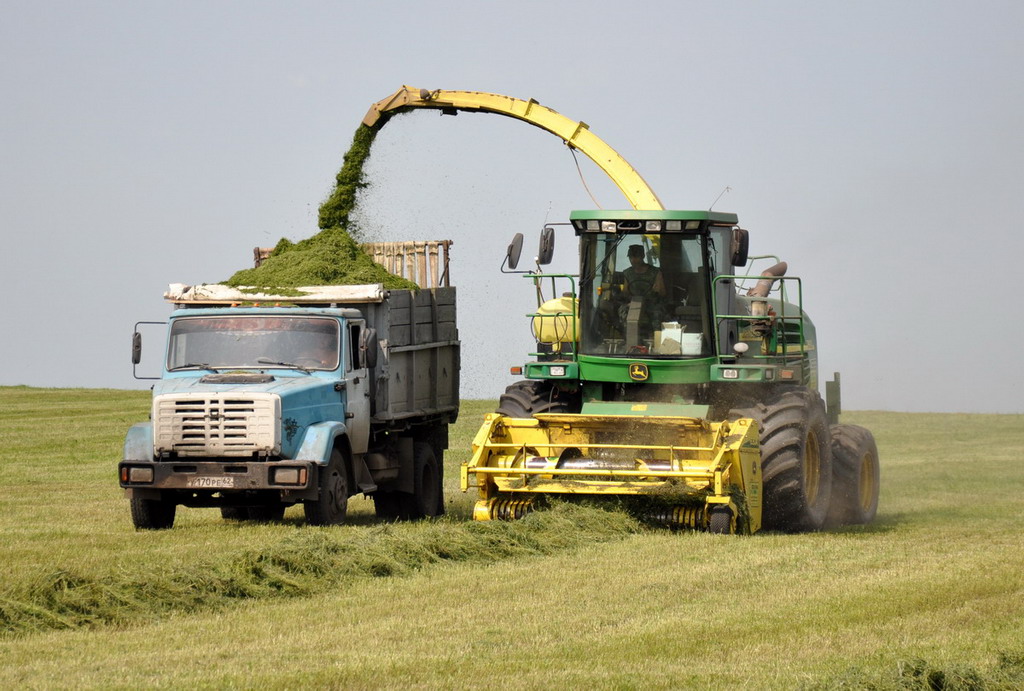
[
  {"x1": 295, "y1": 421, "x2": 349, "y2": 464},
  {"x1": 124, "y1": 422, "x2": 153, "y2": 461},
  {"x1": 295, "y1": 422, "x2": 378, "y2": 495}
]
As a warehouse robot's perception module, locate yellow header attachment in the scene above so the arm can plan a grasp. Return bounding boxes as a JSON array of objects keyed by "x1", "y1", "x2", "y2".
[
  {"x1": 461, "y1": 412, "x2": 763, "y2": 533},
  {"x1": 364, "y1": 86, "x2": 665, "y2": 211}
]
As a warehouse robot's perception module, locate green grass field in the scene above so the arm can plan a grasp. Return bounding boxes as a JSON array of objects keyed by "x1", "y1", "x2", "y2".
[{"x1": 1, "y1": 386, "x2": 1022, "y2": 689}]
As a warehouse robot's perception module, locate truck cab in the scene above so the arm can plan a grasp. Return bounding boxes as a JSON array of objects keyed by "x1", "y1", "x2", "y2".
[{"x1": 120, "y1": 282, "x2": 459, "y2": 529}]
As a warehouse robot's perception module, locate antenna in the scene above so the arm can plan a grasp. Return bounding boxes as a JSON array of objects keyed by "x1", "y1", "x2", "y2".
[{"x1": 709, "y1": 186, "x2": 732, "y2": 211}]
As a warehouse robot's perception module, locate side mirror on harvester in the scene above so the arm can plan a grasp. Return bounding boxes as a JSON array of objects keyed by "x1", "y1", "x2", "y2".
[
  {"x1": 731, "y1": 228, "x2": 750, "y2": 267},
  {"x1": 538, "y1": 226, "x2": 555, "y2": 265},
  {"x1": 505, "y1": 232, "x2": 524, "y2": 271}
]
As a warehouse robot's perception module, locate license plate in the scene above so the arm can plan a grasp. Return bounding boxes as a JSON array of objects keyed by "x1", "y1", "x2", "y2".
[{"x1": 186, "y1": 476, "x2": 236, "y2": 489}]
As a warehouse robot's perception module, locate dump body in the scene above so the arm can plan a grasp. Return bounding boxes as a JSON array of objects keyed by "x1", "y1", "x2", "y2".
[{"x1": 120, "y1": 273, "x2": 459, "y2": 528}]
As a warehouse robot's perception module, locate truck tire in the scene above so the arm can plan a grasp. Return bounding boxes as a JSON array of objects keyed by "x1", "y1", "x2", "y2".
[
  {"x1": 729, "y1": 388, "x2": 833, "y2": 532},
  {"x1": 220, "y1": 506, "x2": 248, "y2": 520},
  {"x1": 304, "y1": 448, "x2": 349, "y2": 526},
  {"x1": 497, "y1": 380, "x2": 578, "y2": 418},
  {"x1": 130, "y1": 496, "x2": 176, "y2": 530},
  {"x1": 373, "y1": 491, "x2": 403, "y2": 520},
  {"x1": 400, "y1": 442, "x2": 442, "y2": 519},
  {"x1": 247, "y1": 504, "x2": 287, "y2": 522},
  {"x1": 825, "y1": 424, "x2": 880, "y2": 526}
]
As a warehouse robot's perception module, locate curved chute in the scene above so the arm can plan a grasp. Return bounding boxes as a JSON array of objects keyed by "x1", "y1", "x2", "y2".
[{"x1": 364, "y1": 86, "x2": 664, "y2": 211}]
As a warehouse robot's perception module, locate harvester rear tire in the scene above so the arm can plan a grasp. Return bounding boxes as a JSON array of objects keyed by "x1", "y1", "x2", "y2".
[
  {"x1": 825, "y1": 424, "x2": 880, "y2": 526},
  {"x1": 130, "y1": 496, "x2": 176, "y2": 530},
  {"x1": 497, "y1": 380, "x2": 578, "y2": 418},
  {"x1": 729, "y1": 388, "x2": 833, "y2": 532},
  {"x1": 304, "y1": 449, "x2": 349, "y2": 526}
]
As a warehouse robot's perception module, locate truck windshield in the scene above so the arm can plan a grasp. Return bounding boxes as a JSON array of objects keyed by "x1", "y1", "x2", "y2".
[
  {"x1": 167, "y1": 316, "x2": 340, "y2": 371},
  {"x1": 578, "y1": 232, "x2": 711, "y2": 357}
]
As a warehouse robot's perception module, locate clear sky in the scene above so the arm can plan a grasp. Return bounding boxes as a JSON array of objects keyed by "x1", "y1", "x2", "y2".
[{"x1": 1, "y1": 1, "x2": 1021, "y2": 412}]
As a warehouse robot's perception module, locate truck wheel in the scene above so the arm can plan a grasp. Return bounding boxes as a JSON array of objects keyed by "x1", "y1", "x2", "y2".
[
  {"x1": 373, "y1": 491, "x2": 403, "y2": 520},
  {"x1": 130, "y1": 496, "x2": 176, "y2": 530},
  {"x1": 304, "y1": 448, "x2": 348, "y2": 526},
  {"x1": 825, "y1": 425, "x2": 880, "y2": 526},
  {"x1": 247, "y1": 504, "x2": 287, "y2": 522},
  {"x1": 730, "y1": 388, "x2": 833, "y2": 532},
  {"x1": 402, "y1": 442, "x2": 442, "y2": 519},
  {"x1": 497, "y1": 380, "x2": 578, "y2": 418},
  {"x1": 220, "y1": 506, "x2": 248, "y2": 520}
]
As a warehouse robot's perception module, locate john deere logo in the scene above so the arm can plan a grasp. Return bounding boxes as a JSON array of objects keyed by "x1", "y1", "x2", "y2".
[{"x1": 629, "y1": 363, "x2": 649, "y2": 381}]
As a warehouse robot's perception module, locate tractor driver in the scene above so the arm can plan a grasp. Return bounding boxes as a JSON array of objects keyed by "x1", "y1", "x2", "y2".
[
  {"x1": 618, "y1": 244, "x2": 667, "y2": 340},
  {"x1": 623, "y1": 244, "x2": 665, "y2": 300}
]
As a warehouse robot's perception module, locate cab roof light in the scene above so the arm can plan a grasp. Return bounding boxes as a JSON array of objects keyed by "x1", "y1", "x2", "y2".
[
  {"x1": 666, "y1": 220, "x2": 682, "y2": 231},
  {"x1": 645, "y1": 220, "x2": 662, "y2": 231},
  {"x1": 685, "y1": 221, "x2": 701, "y2": 230},
  {"x1": 601, "y1": 221, "x2": 616, "y2": 233},
  {"x1": 587, "y1": 220, "x2": 600, "y2": 231}
]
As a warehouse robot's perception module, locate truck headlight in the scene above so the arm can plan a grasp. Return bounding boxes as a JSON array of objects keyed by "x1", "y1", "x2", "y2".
[
  {"x1": 272, "y1": 467, "x2": 306, "y2": 485},
  {"x1": 125, "y1": 466, "x2": 154, "y2": 483}
]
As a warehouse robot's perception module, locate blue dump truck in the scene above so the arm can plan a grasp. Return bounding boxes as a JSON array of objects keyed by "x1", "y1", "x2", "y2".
[{"x1": 119, "y1": 243, "x2": 459, "y2": 529}]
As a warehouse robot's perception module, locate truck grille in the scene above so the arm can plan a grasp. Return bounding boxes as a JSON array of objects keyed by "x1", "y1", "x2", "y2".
[{"x1": 153, "y1": 393, "x2": 281, "y2": 457}]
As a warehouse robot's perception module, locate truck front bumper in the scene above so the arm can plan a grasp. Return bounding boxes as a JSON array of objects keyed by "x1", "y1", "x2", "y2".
[{"x1": 119, "y1": 460, "x2": 317, "y2": 500}]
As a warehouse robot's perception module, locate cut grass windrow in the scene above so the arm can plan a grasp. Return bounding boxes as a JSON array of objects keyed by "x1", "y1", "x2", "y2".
[{"x1": 0, "y1": 503, "x2": 643, "y2": 637}]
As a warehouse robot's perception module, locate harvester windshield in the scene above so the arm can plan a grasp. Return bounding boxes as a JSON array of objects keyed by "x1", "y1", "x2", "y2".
[{"x1": 578, "y1": 231, "x2": 712, "y2": 357}]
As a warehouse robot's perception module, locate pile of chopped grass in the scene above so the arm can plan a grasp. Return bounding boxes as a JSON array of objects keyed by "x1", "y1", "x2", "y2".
[
  {"x1": 0, "y1": 503, "x2": 643, "y2": 636},
  {"x1": 223, "y1": 121, "x2": 418, "y2": 291},
  {"x1": 223, "y1": 226, "x2": 418, "y2": 290}
]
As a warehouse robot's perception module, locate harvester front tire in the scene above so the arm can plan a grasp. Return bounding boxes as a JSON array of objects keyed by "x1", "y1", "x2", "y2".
[
  {"x1": 130, "y1": 496, "x2": 176, "y2": 530},
  {"x1": 730, "y1": 388, "x2": 833, "y2": 532},
  {"x1": 304, "y1": 449, "x2": 349, "y2": 526},
  {"x1": 825, "y1": 424, "x2": 880, "y2": 526},
  {"x1": 497, "y1": 380, "x2": 578, "y2": 418}
]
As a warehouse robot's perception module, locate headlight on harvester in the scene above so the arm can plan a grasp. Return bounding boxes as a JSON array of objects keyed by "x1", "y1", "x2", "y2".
[
  {"x1": 549, "y1": 365, "x2": 566, "y2": 376},
  {"x1": 721, "y1": 369, "x2": 739, "y2": 379}
]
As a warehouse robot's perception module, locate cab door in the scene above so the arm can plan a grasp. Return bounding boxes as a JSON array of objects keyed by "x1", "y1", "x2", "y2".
[{"x1": 343, "y1": 320, "x2": 371, "y2": 454}]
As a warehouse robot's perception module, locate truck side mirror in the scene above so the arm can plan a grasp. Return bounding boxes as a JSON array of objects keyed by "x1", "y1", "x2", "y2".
[
  {"x1": 538, "y1": 226, "x2": 555, "y2": 265},
  {"x1": 360, "y1": 327, "x2": 378, "y2": 370},
  {"x1": 132, "y1": 332, "x2": 143, "y2": 365},
  {"x1": 505, "y1": 233, "x2": 524, "y2": 270},
  {"x1": 731, "y1": 228, "x2": 750, "y2": 267}
]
